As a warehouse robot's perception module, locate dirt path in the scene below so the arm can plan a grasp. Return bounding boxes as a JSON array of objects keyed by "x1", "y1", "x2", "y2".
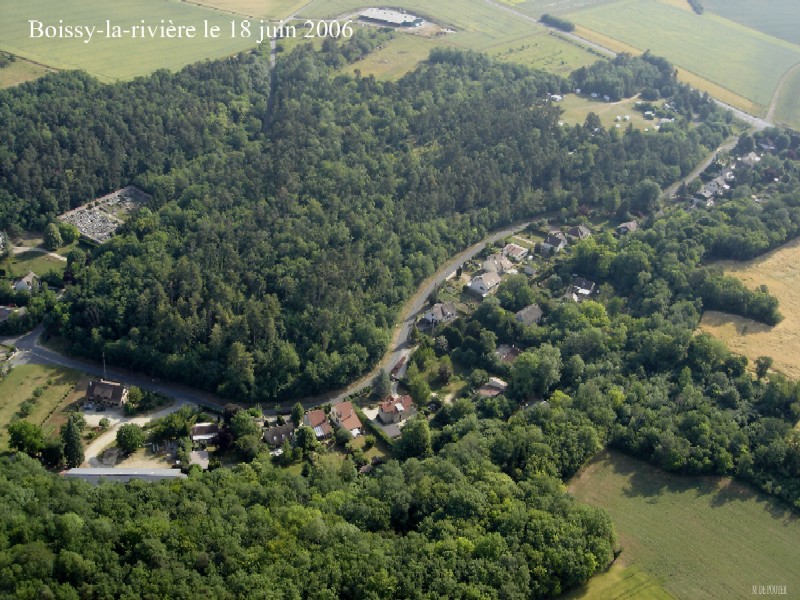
[
  {"x1": 766, "y1": 60, "x2": 800, "y2": 124},
  {"x1": 82, "y1": 400, "x2": 194, "y2": 466},
  {"x1": 11, "y1": 246, "x2": 67, "y2": 262}
]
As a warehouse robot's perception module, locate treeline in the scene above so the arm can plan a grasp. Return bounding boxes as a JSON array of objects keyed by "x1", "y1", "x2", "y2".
[
  {"x1": 540, "y1": 13, "x2": 575, "y2": 32},
  {"x1": 571, "y1": 51, "x2": 677, "y2": 101},
  {"x1": 0, "y1": 42, "x2": 729, "y2": 401}
]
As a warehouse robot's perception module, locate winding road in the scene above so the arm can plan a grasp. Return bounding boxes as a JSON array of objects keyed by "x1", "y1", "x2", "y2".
[{"x1": 1, "y1": 219, "x2": 534, "y2": 415}]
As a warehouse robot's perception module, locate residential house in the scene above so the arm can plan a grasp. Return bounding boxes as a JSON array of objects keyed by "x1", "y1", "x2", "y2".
[
  {"x1": 502, "y1": 243, "x2": 529, "y2": 261},
  {"x1": 421, "y1": 302, "x2": 457, "y2": 327},
  {"x1": 482, "y1": 253, "x2": 515, "y2": 274},
  {"x1": 86, "y1": 379, "x2": 129, "y2": 408},
  {"x1": 264, "y1": 422, "x2": 295, "y2": 447},
  {"x1": 469, "y1": 271, "x2": 502, "y2": 297},
  {"x1": 378, "y1": 395, "x2": 415, "y2": 425},
  {"x1": 541, "y1": 233, "x2": 567, "y2": 254},
  {"x1": 478, "y1": 377, "x2": 508, "y2": 397},
  {"x1": 304, "y1": 409, "x2": 332, "y2": 440},
  {"x1": 567, "y1": 225, "x2": 592, "y2": 241},
  {"x1": 190, "y1": 422, "x2": 220, "y2": 444},
  {"x1": 566, "y1": 277, "x2": 597, "y2": 302},
  {"x1": 515, "y1": 304, "x2": 543, "y2": 326},
  {"x1": 331, "y1": 401, "x2": 363, "y2": 438},
  {"x1": 13, "y1": 271, "x2": 38, "y2": 293},
  {"x1": 495, "y1": 344, "x2": 521, "y2": 363},
  {"x1": 740, "y1": 151, "x2": 761, "y2": 168},
  {"x1": 616, "y1": 221, "x2": 638, "y2": 235}
]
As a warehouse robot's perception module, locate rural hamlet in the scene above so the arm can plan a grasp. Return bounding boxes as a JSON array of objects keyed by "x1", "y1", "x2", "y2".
[{"x1": 1, "y1": 0, "x2": 799, "y2": 598}]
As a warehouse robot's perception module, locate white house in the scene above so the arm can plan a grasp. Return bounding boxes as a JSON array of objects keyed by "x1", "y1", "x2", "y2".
[{"x1": 469, "y1": 272, "x2": 502, "y2": 297}]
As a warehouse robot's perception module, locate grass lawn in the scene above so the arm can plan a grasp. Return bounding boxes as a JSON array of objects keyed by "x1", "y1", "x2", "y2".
[
  {"x1": 561, "y1": 564, "x2": 674, "y2": 600},
  {"x1": 565, "y1": 0, "x2": 800, "y2": 114},
  {"x1": 0, "y1": 364, "x2": 83, "y2": 451},
  {"x1": 0, "y1": 56, "x2": 54, "y2": 88},
  {"x1": 569, "y1": 450, "x2": 800, "y2": 600},
  {"x1": 0, "y1": 0, "x2": 258, "y2": 82},
  {"x1": 698, "y1": 236, "x2": 800, "y2": 380},
  {"x1": 3, "y1": 250, "x2": 66, "y2": 279},
  {"x1": 557, "y1": 94, "x2": 658, "y2": 131}
]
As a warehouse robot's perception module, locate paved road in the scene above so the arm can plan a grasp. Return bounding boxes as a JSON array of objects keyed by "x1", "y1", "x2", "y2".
[
  {"x1": 1, "y1": 219, "x2": 534, "y2": 414},
  {"x1": 663, "y1": 136, "x2": 739, "y2": 199},
  {"x1": 1, "y1": 327, "x2": 229, "y2": 412}
]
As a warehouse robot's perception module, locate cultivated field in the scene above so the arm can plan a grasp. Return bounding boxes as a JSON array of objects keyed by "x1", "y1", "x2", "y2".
[
  {"x1": 0, "y1": 364, "x2": 83, "y2": 451},
  {"x1": 772, "y1": 66, "x2": 800, "y2": 132},
  {"x1": 565, "y1": 0, "x2": 800, "y2": 115},
  {"x1": 0, "y1": 0, "x2": 258, "y2": 82},
  {"x1": 704, "y1": 0, "x2": 800, "y2": 46},
  {"x1": 496, "y1": 0, "x2": 620, "y2": 17},
  {"x1": 184, "y1": 0, "x2": 310, "y2": 20},
  {"x1": 303, "y1": 0, "x2": 599, "y2": 75},
  {"x1": 569, "y1": 450, "x2": 800, "y2": 600},
  {"x1": 0, "y1": 57, "x2": 53, "y2": 88},
  {"x1": 699, "y1": 237, "x2": 800, "y2": 380}
]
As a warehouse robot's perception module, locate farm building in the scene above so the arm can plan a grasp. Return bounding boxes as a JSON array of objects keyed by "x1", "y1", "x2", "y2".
[
  {"x1": 63, "y1": 468, "x2": 186, "y2": 484},
  {"x1": 359, "y1": 8, "x2": 423, "y2": 27}
]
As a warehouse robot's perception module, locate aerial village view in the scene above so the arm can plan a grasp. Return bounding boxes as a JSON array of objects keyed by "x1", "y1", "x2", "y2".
[{"x1": 0, "y1": 0, "x2": 799, "y2": 598}]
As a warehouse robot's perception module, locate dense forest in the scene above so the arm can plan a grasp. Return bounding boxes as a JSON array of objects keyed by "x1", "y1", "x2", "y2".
[
  {"x1": 0, "y1": 444, "x2": 616, "y2": 598},
  {"x1": 0, "y1": 37, "x2": 731, "y2": 401}
]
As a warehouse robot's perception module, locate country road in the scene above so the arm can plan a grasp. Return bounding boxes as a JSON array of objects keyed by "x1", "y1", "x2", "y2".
[
  {"x1": 1, "y1": 219, "x2": 535, "y2": 416},
  {"x1": 663, "y1": 136, "x2": 740, "y2": 199}
]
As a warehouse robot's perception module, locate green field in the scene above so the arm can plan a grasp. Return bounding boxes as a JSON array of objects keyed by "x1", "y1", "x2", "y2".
[
  {"x1": 566, "y1": 0, "x2": 800, "y2": 114},
  {"x1": 185, "y1": 0, "x2": 310, "y2": 20},
  {"x1": 0, "y1": 364, "x2": 82, "y2": 451},
  {"x1": 0, "y1": 57, "x2": 53, "y2": 88},
  {"x1": 303, "y1": 0, "x2": 599, "y2": 74},
  {"x1": 704, "y1": 0, "x2": 800, "y2": 46},
  {"x1": 569, "y1": 450, "x2": 800, "y2": 600},
  {"x1": 497, "y1": 0, "x2": 619, "y2": 17},
  {"x1": 772, "y1": 64, "x2": 800, "y2": 131},
  {"x1": 3, "y1": 248, "x2": 69, "y2": 281},
  {"x1": 562, "y1": 564, "x2": 674, "y2": 600},
  {"x1": 0, "y1": 0, "x2": 258, "y2": 82}
]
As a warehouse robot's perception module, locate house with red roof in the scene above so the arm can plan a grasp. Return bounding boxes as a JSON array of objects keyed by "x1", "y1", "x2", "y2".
[
  {"x1": 331, "y1": 401, "x2": 363, "y2": 438},
  {"x1": 378, "y1": 395, "x2": 416, "y2": 425}
]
